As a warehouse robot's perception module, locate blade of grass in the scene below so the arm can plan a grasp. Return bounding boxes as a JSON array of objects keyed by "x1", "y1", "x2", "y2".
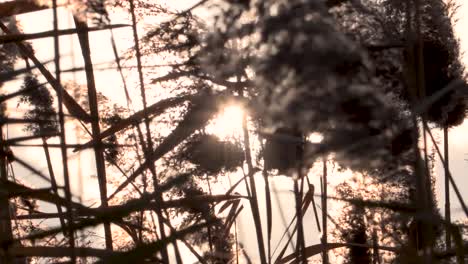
[
  {"x1": 42, "y1": 137, "x2": 67, "y2": 235},
  {"x1": 241, "y1": 98, "x2": 267, "y2": 264},
  {"x1": 73, "y1": 95, "x2": 192, "y2": 152},
  {"x1": 99, "y1": 222, "x2": 211, "y2": 264},
  {"x1": 13, "y1": 155, "x2": 51, "y2": 182},
  {"x1": 52, "y1": 1, "x2": 76, "y2": 261},
  {"x1": 444, "y1": 127, "x2": 451, "y2": 250},
  {"x1": 259, "y1": 136, "x2": 273, "y2": 264},
  {"x1": 73, "y1": 15, "x2": 113, "y2": 251},
  {"x1": 276, "y1": 243, "x2": 399, "y2": 264},
  {"x1": 0, "y1": 24, "x2": 129, "y2": 44}
]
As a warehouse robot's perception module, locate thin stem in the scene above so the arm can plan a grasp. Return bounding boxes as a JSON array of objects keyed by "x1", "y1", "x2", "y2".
[
  {"x1": 321, "y1": 158, "x2": 329, "y2": 264},
  {"x1": 128, "y1": 1, "x2": 169, "y2": 262},
  {"x1": 444, "y1": 127, "x2": 451, "y2": 249},
  {"x1": 108, "y1": 27, "x2": 132, "y2": 106},
  {"x1": 42, "y1": 137, "x2": 66, "y2": 233},
  {"x1": 53, "y1": 0, "x2": 76, "y2": 261},
  {"x1": 205, "y1": 176, "x2": 214, "y2": 255},
  {"x1": 294, "y1": 177, "x2": 306, "y2": 263},
  {"x1": 227, "y1": 175, "x2": 240, "y2": 264},
  {"x1": 241, "y1": 99, "x2": 267, "y2": 264},
  {"x1": 73, "y1": 16, "x2": 113, "y2": 251},
  {"x1": 259, "y1": 136, "x2": 272, "y2": 264},
  {"x1": 423, "y1": 123, "x2": 468, "y2": 217},
  {"x1": 0, "y1": 125, "x2": 13, "y2": 263}
]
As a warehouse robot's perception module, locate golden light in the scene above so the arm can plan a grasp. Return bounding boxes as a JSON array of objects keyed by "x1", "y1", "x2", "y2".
[
  {"x1": 307, "y1": 132, "x2": 323, "y2": 143},
  {"x1": 206, "y1": 104, "x2": 245, "y2": 139}
]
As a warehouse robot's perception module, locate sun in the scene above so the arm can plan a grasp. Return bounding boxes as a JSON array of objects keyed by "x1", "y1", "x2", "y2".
[{"x1": 206, "y1": 104, "x2": 245, "y2": 140}]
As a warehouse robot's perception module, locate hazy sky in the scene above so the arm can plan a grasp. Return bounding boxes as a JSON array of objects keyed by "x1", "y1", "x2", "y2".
[{"x1": 6, "y1": 0, "x2": 468, "y2": 262}]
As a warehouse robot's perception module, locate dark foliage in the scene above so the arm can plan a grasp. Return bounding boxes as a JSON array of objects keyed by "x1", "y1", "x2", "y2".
[
  {"x1": 102, "y1": 114, "x2": 123, "y2": 164},
  {"x1": 346, "y1": 210, "x2": 371, "y2": 264},
  {"x1": 179, "y1": 134, "x2": 244, "y2": 174},
  {"x1": 403, "y1": 39, "x2": 467, "y2": 127},
  {"x1": 19, "y1": 74, "x2": 58, "y2": 136},
  {"x1": 263, "y1": 128, "x2": 303, "y2": 173},
  {"x1": 173, "y1": 179, "x2": 235, "y2": 263}
]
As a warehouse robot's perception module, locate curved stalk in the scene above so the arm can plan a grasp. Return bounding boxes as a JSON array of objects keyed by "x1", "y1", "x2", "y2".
[{"x1": 240, "y1": 101, "x2": 267, "y2": 264}]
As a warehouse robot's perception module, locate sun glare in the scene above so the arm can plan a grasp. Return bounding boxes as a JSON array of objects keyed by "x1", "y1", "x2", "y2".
[{"x1": 206, "y1": 104, "x2": 245, "y2": 139}]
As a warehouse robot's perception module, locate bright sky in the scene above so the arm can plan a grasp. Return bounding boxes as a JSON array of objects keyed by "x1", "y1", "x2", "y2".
[{"x1": 5, "y1": 0, "x2": 468, "y2": 262}]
